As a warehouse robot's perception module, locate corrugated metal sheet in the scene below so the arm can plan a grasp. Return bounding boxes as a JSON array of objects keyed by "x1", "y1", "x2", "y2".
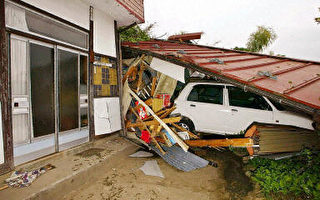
[
  {"x1": 116, "y1": 0, "x2": 144, "y2": 23},
  {"x1": 122, "y1": 40, "x2": 320, "y2": 113},
  {"x1": 151, "y1": 144, "x2": 209, "y2": 172}
]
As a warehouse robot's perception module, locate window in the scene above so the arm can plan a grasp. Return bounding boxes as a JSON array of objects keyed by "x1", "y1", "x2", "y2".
[
  {"x1": 228, "y1": 87, "x2": 271, "y2": 110},
  {"x1": 5, "y1": 2, "x2": 88, "y2": 49},
  {"x1": 187, "y1": 84, "x2": 223, "y2": 105}
]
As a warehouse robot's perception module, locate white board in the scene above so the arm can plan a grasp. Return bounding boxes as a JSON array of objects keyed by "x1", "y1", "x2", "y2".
[
  {"x1": 149, "y1": 57, "x2": 186, "y2": 83},
  {"x1": 94, "y1": 97, "x2": 121, "y2": 135},
  {"x1": 93, "y1": 7, "x2": 116, "y2": 57}
]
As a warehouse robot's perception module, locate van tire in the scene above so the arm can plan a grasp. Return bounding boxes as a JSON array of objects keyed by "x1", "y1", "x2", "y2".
[{"x1": 178, "y1": 117, "x2": 195, "y2": 133}]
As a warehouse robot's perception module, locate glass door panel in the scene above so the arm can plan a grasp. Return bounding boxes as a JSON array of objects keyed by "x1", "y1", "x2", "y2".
[
  {"x1": 58, "y1": 49, "x2": 79, "y2": 132},
  {"x1": 30, "y1": 43, "x2": 55, "y2": 138}
]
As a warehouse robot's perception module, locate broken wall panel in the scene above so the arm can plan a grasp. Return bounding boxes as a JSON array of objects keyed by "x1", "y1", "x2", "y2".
[{"x1": 149, "y1": 57, "x2": 186, "y2": 83}]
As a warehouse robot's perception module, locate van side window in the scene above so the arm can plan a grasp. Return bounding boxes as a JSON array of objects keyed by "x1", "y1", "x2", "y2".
[
  {"x1": 187, "y1": 84, "x2": 223, "y2": 105},
  {"x1": 228, "y1": 87, "x2": 271, "y2": 110}
]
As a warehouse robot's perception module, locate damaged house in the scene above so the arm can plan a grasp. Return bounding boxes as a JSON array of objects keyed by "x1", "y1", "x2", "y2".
[
  {"x1": 0, "y1": 0, "x2": 319, "y2": 177},
  {"x1": 0, "y1": 0, "x2": 145, "y2": 175},
  {"x1": 120, "y1": 33, "x2": 320, "y2": 166}
]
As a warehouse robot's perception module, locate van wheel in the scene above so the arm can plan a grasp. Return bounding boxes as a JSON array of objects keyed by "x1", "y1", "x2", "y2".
[{"x1": 178, "y1": 118, "x2": 195, "y2": 133}]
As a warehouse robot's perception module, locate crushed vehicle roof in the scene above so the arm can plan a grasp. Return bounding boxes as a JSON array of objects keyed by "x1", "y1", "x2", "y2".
[{"x1": 122, "y1": 40, "x2": 320, "y2": 114}]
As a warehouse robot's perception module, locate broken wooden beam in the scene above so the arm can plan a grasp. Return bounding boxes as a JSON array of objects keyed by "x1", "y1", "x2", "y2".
[
  {"x1": 170, "y1": 123, "x2": 199, "y2": 139},
  {"x1": 185, "y1": 138, "x2": 254, "y2": 148},
  {"x1": 127, "y1": 117, "x2": 182, "y2": 128},
  {"x1": 130, "y1": 108, "x2": 165, "y2": 155},
  {"x1": 128, "y1": 87, "x2": 189, "y2": 152},
  {"x1": 122, "y1": 55, "x2": 145, "y2": 84}
]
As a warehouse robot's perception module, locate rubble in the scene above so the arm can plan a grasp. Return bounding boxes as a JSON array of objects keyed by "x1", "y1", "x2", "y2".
[{"x1": 122, "y1": 54, "x2": 320, "y2": 169}]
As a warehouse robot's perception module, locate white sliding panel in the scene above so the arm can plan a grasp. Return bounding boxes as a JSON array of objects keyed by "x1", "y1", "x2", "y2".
[{"x1": 10, "y1": 37, "x2": 30, "y2": 145}]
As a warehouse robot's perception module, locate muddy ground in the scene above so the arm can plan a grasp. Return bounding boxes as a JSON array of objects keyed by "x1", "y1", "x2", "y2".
[{"x1": 62, "y1": 145, "x2": 264, "y2": 200}]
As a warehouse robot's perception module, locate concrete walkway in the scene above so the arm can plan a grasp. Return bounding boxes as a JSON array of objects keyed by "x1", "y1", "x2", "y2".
[{"x1": 0, "y1": 134, "x2": 135, "y2": 200}]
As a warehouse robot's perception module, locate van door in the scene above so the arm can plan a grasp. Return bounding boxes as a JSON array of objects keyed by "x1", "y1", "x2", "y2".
[
  {"x1": 184, "y1": 84, "x2": 231, "y2": 134},
  {"x1": 226, "y1": 86, "x2": 274, "y2": 134}
]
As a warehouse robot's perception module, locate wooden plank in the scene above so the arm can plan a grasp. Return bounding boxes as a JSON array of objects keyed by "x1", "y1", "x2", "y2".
[
  {"x1": 245, "y1": 125, "x2": 257, "y2": 137},
  {"x1": 143, "y1": 109, "x2": 167, "y2": 121},
  {"x1": 127, "y1": 117, "x2": 182, "y2": 128},
  {"x1": 129, "y1": 87, "x2": 189, "y2": 152},
  {"x1": 185, "y1": 138, "x2": 253, "y2": 148},
  {"x1": 136, "y1": 61, "x2": 145, "y2": 92},
  {"x1": 151, "y1": 77, "x2": 157, "y2": 96},
  {"x1": 122, "y1": 54, "x2": 145, "y2": 84},
  {"x1": 160, "y1": 130, "x2": 173, "y2": 147},
  {"x1": 159, "y1": 106, "x2": 176, "y2": 119},
  {"x1": 130, "y1": 108, "x2": 165, "y2": 154}
]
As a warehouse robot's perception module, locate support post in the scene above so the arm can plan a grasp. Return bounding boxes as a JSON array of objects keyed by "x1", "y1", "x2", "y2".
[
  {"x1": 88, "y1": 6, "x2": 95, "y2": 141},
  {"x1": 0, "y1": 0, "x2": 14, "y2": 174},
  {"x1": 114, "y1": 20, "x2": 127, "y2": 137}
]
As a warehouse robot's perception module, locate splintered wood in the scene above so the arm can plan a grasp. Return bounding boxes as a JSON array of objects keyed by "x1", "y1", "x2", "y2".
[{"x1": 123, "y1": 55, "x2": 192, "y2": 153}]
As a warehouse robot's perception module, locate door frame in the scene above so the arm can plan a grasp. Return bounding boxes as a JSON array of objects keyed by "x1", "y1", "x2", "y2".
[{"x1": 10, "y1": 35, "x2": 89, "y2": 153}]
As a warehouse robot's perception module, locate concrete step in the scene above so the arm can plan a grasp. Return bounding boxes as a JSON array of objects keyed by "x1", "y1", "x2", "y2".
[{"x1": 0, "y1": 134, "x2": 136, "y2": 200}]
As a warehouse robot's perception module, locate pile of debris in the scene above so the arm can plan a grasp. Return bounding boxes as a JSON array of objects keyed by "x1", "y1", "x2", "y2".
[
  {"x1": 122, "y1": 55, "x2": 199, "y2": 154},
  {"x1": 122, "y1": 54, "x2": 320, "y2": 165}
]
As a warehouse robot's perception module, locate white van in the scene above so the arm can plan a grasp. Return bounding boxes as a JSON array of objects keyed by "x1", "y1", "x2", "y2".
[{"x1": 173, "y1": 82, "x2": 314, "y2": 135}]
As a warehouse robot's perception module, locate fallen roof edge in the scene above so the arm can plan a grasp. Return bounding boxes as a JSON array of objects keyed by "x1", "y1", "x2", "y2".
[
  {"x1": 147, "y1": 39, "x2": 320, "y2": 66},
  {"x1": 122, "y1": 45, "x2": 319, "y2": 115}
]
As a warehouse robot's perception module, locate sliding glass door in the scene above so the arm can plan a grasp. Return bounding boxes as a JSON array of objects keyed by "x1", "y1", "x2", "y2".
[
  {"x1": 58, "y1": 49, "x2": 79, "y2": 132},
  {"x1": 30, "y1": 43, "x2": 55, "y2": 137},
  {"x1": 11, "y1": 36, "x2": 88, "y2": 152}
]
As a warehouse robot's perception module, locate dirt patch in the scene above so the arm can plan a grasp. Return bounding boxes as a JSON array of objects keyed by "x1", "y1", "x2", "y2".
[
  {"x1": 196, "y1": 148, "x2": 254, "y2": 199},
  {"x1": 63, "y1": 147, "x2": 230, "y2": 200},
  {"x1": 75, "y1": 148, "x2": 104, "y2": 158}
]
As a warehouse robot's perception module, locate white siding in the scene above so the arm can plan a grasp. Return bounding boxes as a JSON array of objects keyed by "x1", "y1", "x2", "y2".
[
  {"x1": 21, "y1": 0, "x2": 90, "y2": 29},
  {"x1": 93, "y1": 7, "x2": 116, "y2": 57}
]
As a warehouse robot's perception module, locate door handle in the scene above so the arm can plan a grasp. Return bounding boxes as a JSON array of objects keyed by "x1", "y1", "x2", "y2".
[
  {"x1": 190, "y1": 104, "x2": 196, "y2": 107},
  {"x1": 231, "y1": 109, "x2": 238, "y2": 112}
]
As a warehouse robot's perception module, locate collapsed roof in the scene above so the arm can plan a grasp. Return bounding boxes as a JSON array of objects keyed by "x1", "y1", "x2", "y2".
[{"x1": 122, "y1": 40, "x2": 320, "y2": 115}]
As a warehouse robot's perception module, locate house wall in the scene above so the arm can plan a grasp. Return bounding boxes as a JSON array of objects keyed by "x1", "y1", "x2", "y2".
[
  {"x1": 21, "y1": 0, "x2": 117, "y2": 58},
  {"x1": 21, "y1": 0, "x2": 90, "y2": 29}
]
